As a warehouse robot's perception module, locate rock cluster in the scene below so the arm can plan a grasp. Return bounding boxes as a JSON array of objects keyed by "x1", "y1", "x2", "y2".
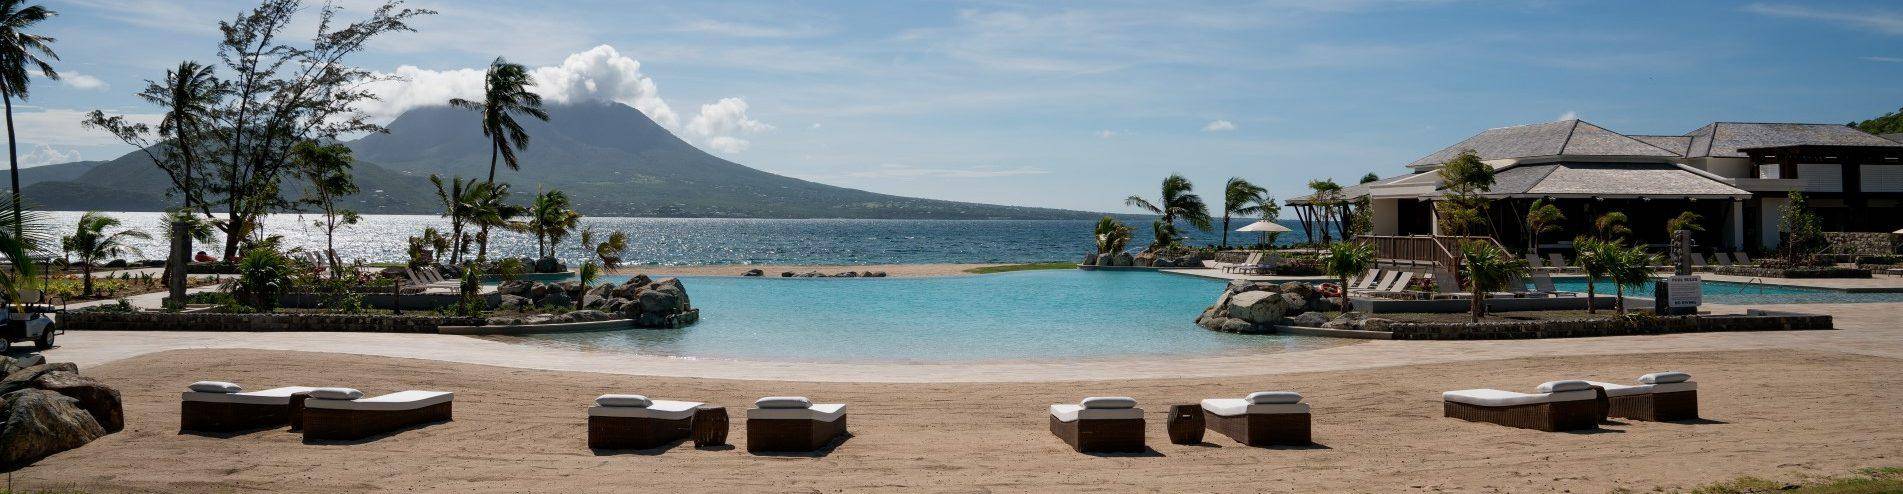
[
  {"x1": 1082, "y1": 249, "x2": 1210, "y2": 268},
  {"x1": 0, "y1": 354, "x2": 122, "y2": 467},
  {"x1": 494, "y1": 275, "x2": 699, "y2": 328},
  {"x1": 778, "y1": 270, "x2": 888, "y2": 278},
  {"x1": 1193, "y1": 281, "x2": 1342, "y2": 333}
]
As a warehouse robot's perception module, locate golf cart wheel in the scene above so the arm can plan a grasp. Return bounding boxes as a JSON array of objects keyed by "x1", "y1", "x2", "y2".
[{"x1": 34, "y1": 324, "x2": 54, "y2": 350}]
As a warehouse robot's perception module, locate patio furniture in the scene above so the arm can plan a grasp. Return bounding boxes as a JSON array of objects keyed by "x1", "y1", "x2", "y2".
[
  {"x1": 1223, "y1": 253, "x2": 1260, "y2": 273},
  {"x1": 1244, "y1": 252, "x2": 1281, "y2": 275},
  {"x1": 1432, "y1": 271, "x2": 1466, "y2": 298},
  {"x1": 1546, "y1": 253, "x2": 1570, "y2": 271},
  {"x1": 1530, "y1": 272, "x2": 1579, "y2": 297},
  {"x1": 1733, "y1": 252, "x2": 1754, "y2": 265},
  {"x1": 587, "y1": 394, "x2": 706, "y2": 450},
  {"x1": 1165, "y1": 404, "x2": 1205, "y2": 445},
  {"x1": 1690, "y1": 253, "x2": 1708, "y2": 268},
  {"x1": 301, "y1": 388, "x2": 454, "y2": 441},
  {"x1": 1525, "y1": 254, "x2": 1546, "y2": 270},
  {"x1": 1442, "y1": 380, "x2": 1601, "y2": 432},
  {"x1": 693, "y1": 406, "x2": 729, "y2": 447},
  {"x1": 1050, "y1": 396, "x2": 1145, "y2": 453},
  {"x1": 1583, "y1": 372, "x2": 1698, "y2": 422},
  {"x1": 1200, "y1": 391, "x2": 1311, "y2": 447},
  {"x1": 179, "y1": 381, "x2": 318, "y2": 432},
  {"x1": 746, "y1": 396, "x2": 848, "y2": 453},
  {"x1": 1713, "y1": 253, "x2": 1735, "y2": 267}
]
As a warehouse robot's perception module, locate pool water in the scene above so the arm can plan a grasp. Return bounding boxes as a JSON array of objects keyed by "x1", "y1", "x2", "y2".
[
  {"x1": 1550, "y1": 279, "x2": 1903, "y2": 305},
  {"x1": 517, "y1": 270, "x2": 1354, "y2": 362}
]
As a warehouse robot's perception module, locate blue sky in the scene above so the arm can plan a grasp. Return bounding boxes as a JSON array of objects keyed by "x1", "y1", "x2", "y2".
[{"x1": 12, "y1": 0, "x2": 1903, "y2": 213}]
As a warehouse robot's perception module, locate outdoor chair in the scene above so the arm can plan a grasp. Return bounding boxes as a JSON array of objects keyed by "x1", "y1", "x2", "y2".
[
  {"x1": 1224, "y1": 253, "x2": 1260, "y2": 274},
  {"x1": 1443, "y1": 380, "x2": 1601, "y2": 432},
  {"x1": 1200, "y1": 391, "x2": 1311, "y2": 447},
  {"x1": 179, "y1": 381, "x2": 319, "y2": 432},
  {"x1": 1713, "y1": 253, "x2": 1735, "y2": 267},
  {"x1": 747, "y1": 396, "x2": 848, "y2": 453},
  {"x1": 1581, "y1": 372, "x2": 1698, "y2": 422},
  {"x1": 1050, "y1": 397, "x2": 1144, "y2": 453},
  {"x1": 1690, "y1": 253, "x2": 1708, "y2": 269},
  {"x1": 1530, "y1": 272, "x2": 1579, "y2": 297},
  {"x1": 301, "y1": 388, "x2": 454, "y2": 441},
  {"x1": 1733, "y1": 252, "x2": 1754, "y2": 265},
  {"x1": 588, "y1": 394, "x2": 706, "y2": 450},
  {"x1": 1524, "y1": 254, "x2": 1545, "y2": 270},
  {"x1": 1546, "y1": 253, "x2": 1570, "y2": 271}
]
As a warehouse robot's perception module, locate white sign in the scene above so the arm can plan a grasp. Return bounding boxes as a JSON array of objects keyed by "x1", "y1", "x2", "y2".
[{"x1": 1666, "y1": 275, "x2": 1701, "y2": 308}]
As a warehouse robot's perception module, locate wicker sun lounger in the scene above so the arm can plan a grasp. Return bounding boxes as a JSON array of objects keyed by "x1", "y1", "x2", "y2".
[
  {"x1": 746, "y1": 396, "x2": 847, "y2": 453},
  {"x1": 1442, "y1": 380, "x2": 1601, "y2": 432},
  {"x1": 301, "y1": 388, "x2": 454, "y2": 440},
  {"x1": 587, "y1": 394, "x2": 705, "y2": 449},
  {"x1": 1200, "y1": 391, "x2": 1310, "y2": 447},
  {"x1": 1050, "y1": 396, "x2": 1145, "y2": 453},
  {"x1": 179, "y1": 381, "x2": 318, "y2": 432},
  {"x1": 1583, "y1": 372, "x2": 1698, "y2": 422}
]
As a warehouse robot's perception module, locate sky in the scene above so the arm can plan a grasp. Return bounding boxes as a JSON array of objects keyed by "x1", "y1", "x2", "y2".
[{"x1": 11, "y1": 0, "x2": 1903, "y2": 213}]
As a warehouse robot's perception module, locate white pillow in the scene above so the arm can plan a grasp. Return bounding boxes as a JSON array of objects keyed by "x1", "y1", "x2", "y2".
[
  {"x1": 1081, "y1": 396, "x2": 1137, "y2": 409},
  {"x1": 308, "y1": 387, "x2": 365, "y2": 400},
  {"x1": 1639, "y1": 372, "x2": 1690, "y2": 384},
  {"x1": 188, "y1": 381, "x2": 242, "y2": 393},
  {"x1": 1536, "y1": 380, "x2": 1593, "y2": 393},
  {"x1": 596, "y1": 394, "x2": 652, "y2": 407},
  {"x1": 1245, "y1": 391, "x2": 1302, "y2": 404},
  {"x1": 756, "y1": 396, "x2": 813, "y2": 409}
]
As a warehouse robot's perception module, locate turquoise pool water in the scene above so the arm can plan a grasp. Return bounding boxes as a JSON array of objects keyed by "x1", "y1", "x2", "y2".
[
  {"x1": 515, "y1": 270, "x2": 1353, "y2": 362},
  {"x1": 1550, "y1": 279, "x2": 1903, "y2": 305}
]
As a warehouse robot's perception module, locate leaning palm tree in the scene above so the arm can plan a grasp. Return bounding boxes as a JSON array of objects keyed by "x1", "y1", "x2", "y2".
[
  {"x1": 1607, "y1": 243, "x2": 1659, "y2": 315},
  {"x1": 1320, "y1": 241, "x2": 1374, "y2": 312},
  {"x1": 1125, "y1": 174, "x2": 1211, "y2": 250},
  {"x1": 0, "y1": 0, "x2": 58, "y2": 238},
  {"x1": 1594, "y1": 211, "x2": 1631, "y2": 243},
  {"x1": 527, "y1": 188, "x2": 581, "y2": 258},
  {"x1": 1524, "y1": 198, "x2": 1563, "y2": 254},
  {"x1": 1458, "y1": 241, "x2": 1528, "y2": 322},
  {"x1": 1219, "y1": 177, "x2": 1267, "y2": 249},
  {"x1": 60, "y1": 212, "x2": 149, "y2": 296},
  {"x1": 468, "y1": 181, "x2": 525, "y2": 263},
  {"x1": 429, "y1": 174, "x2": 479, "y2": 265},
  {"x1": 1572, "y1": 236, "x2": 1612, "y2": 314},
  {"x1": 1092, "y1": 216, "x2": 1133, "y2": 255},
  {"x1": 448, "y1": 57, "x2": 550, "y2": 184}
]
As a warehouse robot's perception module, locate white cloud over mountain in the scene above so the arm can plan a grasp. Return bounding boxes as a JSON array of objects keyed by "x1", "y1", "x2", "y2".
[
  {"x1": 1202, "y1": 120, "x2": 1236, "y2": 132},
  {"x1": 362, "y1": 44, "x2": 769, "y2": 153}
]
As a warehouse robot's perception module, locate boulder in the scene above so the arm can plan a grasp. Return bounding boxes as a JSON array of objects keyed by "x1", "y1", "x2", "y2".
[
  {"x1": 1290, "y1": 312, "x2": 1330, "y2": 327},
  {"x1": 1134, "y1": 252, "x2": 1156, "y2": 267},
  {"x1": 566, "y1": 310, "x2": 613, "y2": 322},
  {"x1": 602, "y1": 298, "x2": 631, "y2": 313},
  {"x1": 31, "y1": 371, "x2": 122, "y2": 433},
  {"x1": 540, "y1": 292, "x2": 572, "y2": 309},
  {"x1": 1322, "y1": 312, "x2": 1366, "y2": 330},
  {"x1": 1280, "y1": 282, "x2": 1314, "y2": 299},
  {"x1": 497, "y1": 295, "x2": 532, "y2": 311},
  {"x1": 1082, "y1": 253, "x2": 1099, "y2": 266},
  {"x1": 623, "y1": 274, "x2": 653, "y2": 289},
  {"x1": 581, "y1": 294, "x2": 606, "y2": 309},
  {"x1": 834, "y1": 271, "x2": 859, "y2": 278},
  {"x1": 2, "y1": 363, "x2": 80, "y2": 397},
  {"x1": 0, "y1": 389, "x2": 106, "y2": 467},
  {"x1": 527, "y1": 283, "x2": 549, "y2": 300},
  {"x1": 780, "y1": 271, "x2": 795, "y2": 278},
  {"x1": 1359, "y1": 318, "x2": 1396, "y2": 333},
  {"x1": 553, "y1": 281, "x2": 583, "y2": 297},
  {"x1": 867, "y1": 271, "x2": 888, "y2": 278},
  {"x1": 104, "y1": 259, "x2": 129, "y2": 268},
  {"x1": 497, "y1": 280, "x2": 533, "y2": 297},
  {"x1": 533, "y1": 256, "x2": 564, "y2": 274},
  {"x1": 1225, "y1": 291, "x2": 1289, "y2": 325},
  {"x1": 1279, "y1": 292, "x2": 1307, "y2": 311},
  {"x1": 742, "y1": 269, "x2": 764, "y2": 277},
  {"x1": 637, "y1": 286, "x2": 686, "y2": 315},
  {"x1": 1112, "y1": 252, "x2": 1134, "y2": 267}
]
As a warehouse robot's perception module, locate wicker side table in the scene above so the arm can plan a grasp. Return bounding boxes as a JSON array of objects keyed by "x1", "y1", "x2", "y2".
[
  {"x1": 1166, "y1": 404, "x2": 1205, "y2": 444},
  {"x1": 693, "y1": 406, "x2": 729, "y2": 447}
]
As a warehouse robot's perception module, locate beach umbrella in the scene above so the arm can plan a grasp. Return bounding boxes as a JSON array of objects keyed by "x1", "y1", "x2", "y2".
[{"x1": 1236, "y1": 220, "x2": 1291, "y2": 247}]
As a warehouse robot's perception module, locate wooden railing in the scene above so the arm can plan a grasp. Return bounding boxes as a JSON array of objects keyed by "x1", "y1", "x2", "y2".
[{"x1": 1356, "y1": 235, "x2": 1509, "y2": 270}]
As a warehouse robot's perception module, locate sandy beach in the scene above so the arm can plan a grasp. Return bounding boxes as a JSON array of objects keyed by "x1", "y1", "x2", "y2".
[
  {"x1": 9, "y1": 347, "x2": 1900, "y2": 493},
  {"x1": 612, "y1": 263, "x2": 1003, "y2": 277}
]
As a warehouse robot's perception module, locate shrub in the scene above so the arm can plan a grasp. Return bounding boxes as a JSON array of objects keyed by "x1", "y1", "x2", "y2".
[{"x1": 231, "y1": 248, "x2": 295, "y2": 311}]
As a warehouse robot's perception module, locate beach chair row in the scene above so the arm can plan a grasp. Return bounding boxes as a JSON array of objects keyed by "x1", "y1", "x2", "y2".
[
  {"x1": 1529, "y1": 251, "x2": 1757, "y2": 271},
  {"x1": 180, "y1": 371, "x2": 1696, "y2": 454},
  {"x1": 1207, "y1": 252, "x2": 1280, "y2": 274},
  {"x1": 1347, "y1": 267, "x2": 1581, "y2": 299}
]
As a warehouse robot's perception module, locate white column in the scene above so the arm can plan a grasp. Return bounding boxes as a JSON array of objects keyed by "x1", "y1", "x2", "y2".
[
  {"x1": 1729, "y1": 199, "x2": 1745, "y2": 249},
  {"x1": 1759, "y1": 197, "x2": 1788, "y2": 249}
]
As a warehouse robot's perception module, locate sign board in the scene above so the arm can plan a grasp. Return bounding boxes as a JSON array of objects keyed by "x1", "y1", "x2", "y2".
[{"x1": 1665, "y1": 275, "x2": 1701, "y2": 308}]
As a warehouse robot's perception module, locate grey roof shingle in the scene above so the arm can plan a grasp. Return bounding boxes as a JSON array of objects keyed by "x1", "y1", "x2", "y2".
[
  {"x1": 1405, "y1": 120, "x2": 1680, "y2": 169},
  {"x1": 1630, "y1": 135, "x2": 1692, "y2": 156},
  {"x1": 1485, "y1": 162, "x2": 1748, "y2": 198},
  {"x1": 1881, "y1": 133, "x2": 1903, "y2": 144},
  {"x1": 1682, "y1": 123, "x2": 1903, "y2": 158},
  {"x1": 1285, "y1": 172, "x2": 1420, "y2": 204}
]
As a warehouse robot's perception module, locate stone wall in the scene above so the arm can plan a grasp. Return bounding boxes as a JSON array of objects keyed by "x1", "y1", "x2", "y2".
[
  {"x1": 61, "y1": 312, "x2": 483, "y2": 333},
  {"x1": 1378, "y1": 313, "x2": 1832, "y2": 340},
  {"x1": 1710, "y1": 266, "x2": 1872, "y2": 279},
  {"x1": 1823, "y1": 232, "x2": 1895, "y2": 257}
]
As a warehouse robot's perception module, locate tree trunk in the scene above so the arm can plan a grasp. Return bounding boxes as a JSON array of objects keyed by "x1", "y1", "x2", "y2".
[
  {"x1": 1470, "y1": 285, "x2": 1484, "y2": 322},
  {"x1": 82, "y1": 264, "x2": 93, "y2": 297},
  {"x1": 1586, "y1": 277, "x2": 1598, "y2": 314},
  {"x1": 487, "y1": 139, "x2": 499, "y2": 184},
  {"x1": 1221, "y1": 215, "x2": 1231, "y2": 249},
  {"x1": 4, "y1": 93, "x2": 19, "y2": 239},
  {"x1": 477, "y1": 225, "x2": 489, "y2": 263},
  {"x1": 1338, "y1": 275, "x2": 1349, "y2": 313},
  {"x1": 1616, "y1": 285, "x2": 1626, "y2": 314}
]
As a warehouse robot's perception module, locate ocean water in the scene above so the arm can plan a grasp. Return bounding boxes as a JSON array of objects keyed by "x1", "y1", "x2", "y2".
[
  {"x1": 516, "y1": 270, "x2": 1354, "y2": 362},
  {"x1": 38, "y1": 211, "x2": 1317, "y2": 266}
]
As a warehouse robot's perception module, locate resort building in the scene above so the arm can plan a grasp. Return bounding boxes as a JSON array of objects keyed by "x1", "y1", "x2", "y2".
[{"x1": 1293, "y1": 119, "x2": 1903, "y2": 253}]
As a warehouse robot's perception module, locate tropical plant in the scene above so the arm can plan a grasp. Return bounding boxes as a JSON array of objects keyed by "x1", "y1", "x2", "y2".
[
  {"x1": 1434, "y1": 150, "x2": 1495, "y2": 236},
  {"x1": 1220, "y1": 177, "x2": 1267, "y2": 248},
  {"x1": 1607, "y1": 242, "x2": 1659, "y2": 315},
  {"x1": 1572, "y1": 236, "x2": 1612, "y2": 314},
  {"x1": 1126, "y1": 174, "x2": 1212, "y2": 245},
  {"x1": 1524, "y1": 198, "x2": 1564, "y2": 254},
  {"x1": 84, "y1": 60, "x2": 228, "y2": 215},
  {"x1": 0, "y1": 195, "x2": 47, "y2": 310},
  {"x1": 1247, "y1": 193, "x2": 1282, "y2": 247},
  {"x1": 449, "y1": 57, "x2": 550, "y2": 184},
  {"x1": 468, "y1": 181, "x2": 524, "y2": 263},
  {"x1": 580, "y1": 226, "x2": 629, "y2": 269},
  {"x1": 1093, "y1": 216, "x2": 1133, "y2": 255},
  {"x1": 1594, "y1": 211, "x2": 1632, "y2": 243},
  {"x1": 230, "y1": 247, "x2": 293, "y2": 311},
  {"x1": 60, "y1": 212, "x2": 150, "y2": 296},
  {"x1": 1320, "y1": 241, "x2": 1374, "y2": 312},
  {"x1": 429, "y1": 174, "x2": 478, "y2": 264},
  {"x1": 406, "y1": 226, "x2": 449, "y2": 268},
  {"x1": 1306, "y1": 179, "x2": 1345, "y2": 242},
  {"x1": 0, "y1": 0, "x2": 57, "y2": 236},
  {"x1": 1150, "y1": 219, "x2": 1179, "y2": 251},
  {"x1": 1665, "y1": 211, "x2": 1704, "y2": 237},
  {"x1": 290, "y1": 141, "x2": 359, "y2": 276},
  {"x1": 1347, "y1": 196, "x2": 1375, "y2": 237},
  {"x1": 527, "y1": 188, "x2": 581, "y2": 258},
  {"x1": 1457, "y1": 240, "x2": 1528, "y2": 322},
  {"x1": 1779, "y1": 191, "x2": 1825, "y2": 262},
  {"x1": 1359, "y1": 172, "x2": 1380, "y2": 184},
  {"x1": 493, "y1": 257, "x2": 526, "y2": 281},
  {"x1": 575, "y1": 261, "x2": 600, "y2": 310}
]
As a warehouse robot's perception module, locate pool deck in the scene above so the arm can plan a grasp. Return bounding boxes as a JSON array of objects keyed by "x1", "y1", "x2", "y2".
[{"x1": 1162, "y1": 267, "x2": 1903, "y2": 292}]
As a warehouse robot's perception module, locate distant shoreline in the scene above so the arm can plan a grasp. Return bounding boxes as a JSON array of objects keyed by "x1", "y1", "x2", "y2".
[{"x1": 610, "y1": 263, "x2": 1014, "y2": 277}]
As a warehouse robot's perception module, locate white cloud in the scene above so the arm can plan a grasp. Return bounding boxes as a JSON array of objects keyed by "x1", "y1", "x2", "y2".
[
  {"x1": 361, "y1": 44, "x2": 679, "y2": 128},
  {"x1": 685, "y1": 97, "x2": 772, "y2": 155},
  {"x1": 1557, "y1": 110, "x2": 1580, "y2": 121},
  {"x1": 1744, "y1": 3, "x2": 1903, "y2": 35},
  {"x1": 59, "y1": 72, "x2": 109, "y2": 91},
  {"x1": 847, "y1": 163, "x2": 1050, "y2": 179},
  {"x1": 1202, "y1": 120, "x2": 1236, "y2": 132},
  {"x1": 1096, "y1": 130, "x2": 1118, "y2": 139},
  {"x1": 1863, "y1": 56, "x2": 1903, "y2": 63},
  {"x1": 0, "y1": 108, "x2": 161, "y2": 147},
  {"x1": 19, "y1": 144, "x2": 81, "y2": 167}
]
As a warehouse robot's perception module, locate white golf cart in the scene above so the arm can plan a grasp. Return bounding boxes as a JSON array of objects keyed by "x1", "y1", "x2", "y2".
[{"x1": 2, "y1": 289, "x2": 60, "y2": 350}]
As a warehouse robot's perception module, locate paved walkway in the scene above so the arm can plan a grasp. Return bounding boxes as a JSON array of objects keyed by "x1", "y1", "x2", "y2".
[{"x1": 22, "y1": 301, "x2": 1898, "y2": 383}]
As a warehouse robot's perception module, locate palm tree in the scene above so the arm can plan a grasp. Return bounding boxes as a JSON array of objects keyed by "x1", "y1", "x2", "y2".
[
  {"x1": 448, "y1": 57, "x2": 549, "y2": 184},
  {"x1": 1665, "y1": 211, "x2": 1704, "y2": 237},
  {"x1": 0, "y1": 0, "x2": 58, "y2": 238},
  {"x1": 1306, "y1": 179, "x2": 1345, "y2": 242},
  {"x1": 468, "y1": 181, "x2": 525, "y2": 263},
  {"x1": 1092, "y1": 216, "x2": 1133, "y2": 255},
  {"x1": 1573, "y1": 236, "x2": 1611, "y2": 314},
  {"x1": 1607, "y1": 243, "x2": 1659, "y2": 315},
  {"x1": 429, "y1": 174, "x2": 479, "y2": 265},
  {"x1": 1458, "y1": 241, "x2": 1529, "y2": 322},
  {"x1": 1220, "y1": 177, "x2": 1267, "y2": 249},
  {"x1": 1320, "y1": 241, "x2": 1374, "y2": 312},
  {"x1": 1246, "y1": 193, "x2": 1281, "y2": 248},
  {"x1": 1524, "y1": 198, "x2": 1564, "y2": 254},
  {"x1": 0, "y1": 193, "x2": 45, "y2": 310},
  {"x1": 1125, "y1": 174, "x2": 1211, "y2": 250},
  {"x1": 60, "y1": 212, "x2": 150, "y2": 296},
  {"x1": 1594, "y1": 212, "x2": 1631, "y2": 243},
  {"x1": 527, "y1": 188, "x2": 581, "y2": 258},
  {"x1": 143, "y1": 61, "x2": 225, "y2": 210}
]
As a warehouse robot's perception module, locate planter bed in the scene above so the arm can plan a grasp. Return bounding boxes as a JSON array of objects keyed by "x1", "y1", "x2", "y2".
[
  {"x1": 61, "y1": 311, "x2": 484, "y2": 333},
  {"x1": 1275, "y1": 311, "x2": 1831, "y2": 340},
  {"x1": 1711, "y1": 266, "x2": 1871, "y2": 279}
]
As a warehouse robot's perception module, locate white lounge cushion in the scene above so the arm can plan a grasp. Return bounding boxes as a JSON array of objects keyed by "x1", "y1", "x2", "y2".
[
  {"x1": 1080, "y1": 396, "x2": 1137, "y2": 409},
  {"x1": 589, "y1": 399, "x2": 702, "y2": 420},
  {"x1": 308, "y1": 387, "x2": 364, "y2": 400},
  {"x1": 304, "y1": 390, "x2": 452, "y2": 411},
  {"x1": 1245, "y1": 391, "x2": 1302, "y2": 404},
  {"x1": 1535, "y1": 380, "x2": 1593, "y2": 393},
  {"x1": 755, "y1": 396, "x2": 813, "y2": 409},
  {"x1": 747, "y1": 403, "x2": 846, "y2": 422},
  {"x1": 180, "y1": 386, "x2": 319, "y2": 405},
  {"x1": 1050, "y1": 404, "x2": 1145, "y2": 422},
  {"x1": 1651, "y1": 381, "x2": 1697, "y2": 394},
  {"x1": 1640, "y1": 372, "x2": 1691, "y2": 384},
  {"x1": 1442, "y1": 388, "x2": 1596, "y2": 407},
  {"x1": 1200, "y1": 398, "x2": 1310, "y2": 417},
  {"x1": 595, "y1": 394, "x2": 652, "y2": 407},
  {"x1": 188, "y1": 381, "x2": 242, "y2": 393},
  {"x1": 1581, "y1": 381, "x2": 1652, "y2": 397}
]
